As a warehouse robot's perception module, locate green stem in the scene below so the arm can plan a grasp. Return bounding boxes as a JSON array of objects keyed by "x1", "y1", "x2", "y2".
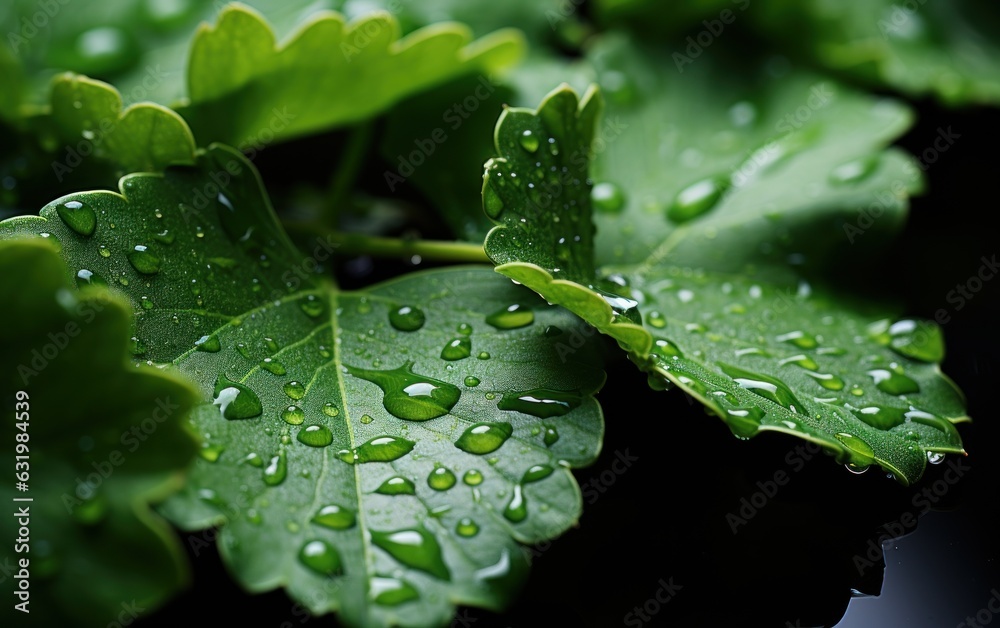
[
  {"x1": 287, "y1": 223, "x2": 490, "y2": 264},
  {"x1": 322, "y1": 121, "x2": 375, "y2": 227}
]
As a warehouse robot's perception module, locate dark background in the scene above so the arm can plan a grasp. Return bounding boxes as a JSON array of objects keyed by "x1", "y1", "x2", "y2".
[{"x1": 137, "y1": 96, "x2": 1000, "y2": 627}]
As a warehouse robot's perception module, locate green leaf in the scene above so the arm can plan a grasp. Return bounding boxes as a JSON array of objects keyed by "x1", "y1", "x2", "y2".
[
  {"x1": 586, "y1": 36, "x2": 922, "y2": 270},
  {"x1": 179, "y1": 4, "x2": 525, "y2": 148},
  {"x1": 48, "y1": 73, "x2": 197, "y2": 173},
  {"x1": 481, "y1": 83, "x2": 968, "y2": 485},
  {"x1": 0, "y1": 239, "x2": 200, "y2": 624},
  {"x1": 0, "y1": 145, "x2": 605, "y2": 627},
  {"x1": 750, "y1": 0, "x2": 1000, "y2": 106}
]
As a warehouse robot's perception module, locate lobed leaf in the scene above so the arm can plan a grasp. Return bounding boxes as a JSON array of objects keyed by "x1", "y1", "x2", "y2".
[
  {"x1": 0, "y1": 239, "x2": 200, "y2": 625},
  {"x1": 482, "y1": 83, "x2": 968, "y2": 485},
  {"x1": 0, "y1": 145, "x2": 606, "y2": 627}
]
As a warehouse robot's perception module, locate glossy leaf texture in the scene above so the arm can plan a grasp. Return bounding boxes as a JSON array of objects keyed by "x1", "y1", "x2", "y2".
[
  {"x1": 179, "y1": 3, "x2": 525, "y2": 147},
  {"x1": 0, "y1": 145, "x2": 606, "y2": 627},
  {"x1": 591, "y1": 0, "x2": 1000, "y2": 106},
  {"x1": 0, "y1": 239, "x2": 200, "y2": 625},
  {"x1": 481, "y1": 84, "x2": 968, "y2": 485}
]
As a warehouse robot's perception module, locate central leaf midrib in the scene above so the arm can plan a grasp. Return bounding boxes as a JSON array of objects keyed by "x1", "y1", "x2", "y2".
[{"x1": 327, "y1": 286, "x2": 374, "y2": 606}]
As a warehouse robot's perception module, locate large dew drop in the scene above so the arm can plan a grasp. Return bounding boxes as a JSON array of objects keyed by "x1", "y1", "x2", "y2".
[
  {"x1": 347, "y1": 363, "x2": 460, "y2": 421},
  {"x1": 455, "y1": 422, "x2": 513, "y2": 454},
  {"x1": 498, "y1": 388, "x2": 581, "y2": 418},
  {"x1": 298, "y1": 539, "x2": 343, "y2": 576},
  {"x1": 370, "y1": 528, "x2": 450, "y2": 580},
  {"x1": 56, "y1": 200, "x2": 97, "y2": 236},
  {"x1": 667, "y1": 177, "x2": 727, "y2": 224},
  {"x1": 213, "y1": 375, "x2": 262, "y2": 420}
]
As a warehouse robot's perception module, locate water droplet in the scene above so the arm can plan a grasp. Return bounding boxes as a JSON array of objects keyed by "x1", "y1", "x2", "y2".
[
  {"x1": 283, "y1": 381, "x2": 306, "y2": 400},
  {"x1": 503, "y1": 485, "x2": 527, "y2": 522},
  {"x1": 312, "y1": 504, "x2": 356, "y2": 530},
  {"x1": 724, "y1": 406, "x2": 765, "y2": 438},
  {"x1": 718, "y1": 363, "x2": 804, "y2": 413},
  {"x1": 298, "y1": 540, "x2": 343, "y2": 576},
  {"x1": 877, "y1": 319, "x2": 944, "y2": 363},
  {"x1": 835, "y1": 432, "x2": 875, "y2": 468},
  {"x1": 667, "y1": 177, "x2": 727, "y2": 223},
  {"x1": 651, "y1": 338, "x2": 683, "y2": 360},
  {"x1": 127, "y1": 245, "x2": 161, "y2": 275},
  {"x1": 456, "y1": 517, "x2": 480, "y2": 537},
  {"x1": 592, "y1": 182, "x2": 626, "y2": 214},
  {"x1": 464, "y1": 376, "x2": 480, "y2": 387},
  {"x1": 370, "y1": 528, "x2": 450, "y2": 580},
  {"x1": 427, "y1": 467, "x2": 456, "y2": 491},
  {"x1": 347, "y1": 363, "x2": 460, "y2": 421},
  {"x1": 647, "y1": 311, "x2": 667, "y2": 329},
  {"x1": 463, "y1": 469, "x2": 484, "y2": 485},
  {"x1": 297, "y1": 425, "x2": 333, "y2": 448},
  {"x1": 829, "y1": 155, "x2": 879, "y2": 185},
  {"x1": 805, "y1": 371, "x2": 846, "y2": 391},
  {"x1": 300, "y1": 294, "x2": 324, "y2": 318},
  {"x1": 264, "y1": 337, "x2": 279, "y2": 352},
  {"x1": 355, "y1": 436, "x2": 416, "y2": 463},
  {"x1": 260, "y1": 357, "x2": 286, "y2": 375},
  {"x1": 152, "y1": 228, "x2": 174, "y2": 245},
  {"x1": 389, "y1": 306, "x2": 425, "y2": 331},
  {"x1": 441, "y1": 337, "x2": 472, "y2": 361},
  {"x1": 370, "y1": 576, "x2": 420, "y2": 606},
  {"x1": 98, "y1": 244, "x2": 111, "y2": 257},
  {"x1": 778, "y1": 354, "x2": 819, "y2": 371},
  {"x1": 927, "y1": 451, "x2": 945, "y2": 465},
  {"x1": 140, "y1": 295, "x2": 153, "y2": 310},
  {"x1": 866, "y1": 368, "x2": 920, "y2": 395},
  {"x1": 486, "y1": 304, "x2": 534, "y2": 330},
  {"x1": 543, "y1": 427, "x2": 559, "y2": 446},
  {"x1": 244, "y1": 452, "x2": 264, "y2": 468},
  {"x1": 498, "y1": 388, "x2": 581, "y2": 418},
  {"x1": 56, "y1": 200, "x2": 96, "y2": 236},
  {"x1": 76, "y1": 269, "x2": 107, "y2": 287},
  {"x1": 455, "y1": 422, "x2": 513, "y2": 455},
  {"x1": 129, "y1": 336, "x2": 147, "y2": 356},
  {"x1": 374, "y1": 476, "x2": 416, "y2": 495},
  {"x1": 194, "y1": 334, "x2": 221, "y2": 352},
  {"x1": 263, "y1": 450, "x2": 287, "y2": 486},
  {"x1": 519, "y1": 129, "x2": 539, "y2": 152},
  {"x1": 281, "y1": 405, "x2": 304, "y2": 425},
  {"x1": 776, "y1": 330, "x2": 818, "y2": 349},
  {"x1": 360, "y1": 414, "x2": 374, "y2": 425},
  {"x1": 213, "y1": 375, "x2": 262, "y2": 420},
  {"x1": 522, "y1": 464, "x2": 554, "y2": 483},
  {"x1": 313, "y1": 403, "x2": 337, "y2": 420},
  {"x1": 850, "y1": 405, "x2": 906, "y2": 430},
  {"x1": 850, "y1": 385, "x2": 865, "y2": 396},
  {"x1": 199, "y1": 443, "x2": 224, "y2": 462},
  {"x1": 477, "y1": 351, "x2": 491, "y2": 360}
]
